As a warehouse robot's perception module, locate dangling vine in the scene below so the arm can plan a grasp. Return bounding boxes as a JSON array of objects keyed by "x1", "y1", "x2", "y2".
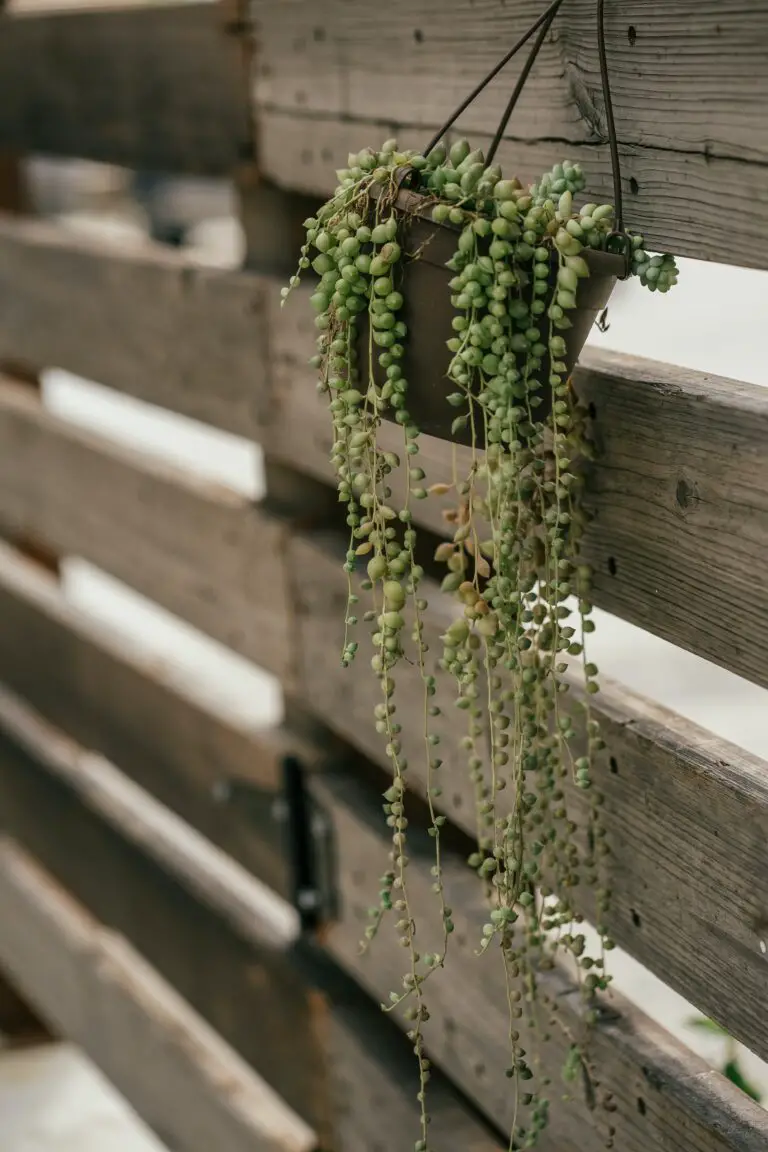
[{"x1": 284, "y1": 137, "x2": 678, "y2": 1149}]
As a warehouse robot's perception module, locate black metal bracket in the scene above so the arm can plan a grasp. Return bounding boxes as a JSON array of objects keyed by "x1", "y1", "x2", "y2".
[{"x1": 280, "y1": 755, "x2": 338, "y2": 931}]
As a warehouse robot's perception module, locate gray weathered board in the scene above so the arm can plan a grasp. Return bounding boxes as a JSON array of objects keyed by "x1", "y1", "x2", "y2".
[
  {"x1": 0, "y1": 542, "x2": 300, "y2": 897},
  {"x1": 250, "y1": 0, "x2": 768, "y2": 268},
  {"x1": 0, "y1": 837, "x2": 315, "y2": 1152},
  {"x1": 0, "y1": 217, "x2": 267, "y2": 437},
  {"x1": 0, "y1": 690, "x2": 504, "y2": 1152},
  {"x1": 0, "y1": 692, "x2": 334, "y2": 1141},
  {"x1": 0, "y1": 377, "x2": 301, "y2": 683},
  {"x1": 289, "y1": 529, "x2": 768, "y2": 1068},
  {"x1": 310, "y1": 768, "x2": 768, "y2": 1152},
  {"x1": 0, "y1": 2, "x2": 248, "y2": 173}
]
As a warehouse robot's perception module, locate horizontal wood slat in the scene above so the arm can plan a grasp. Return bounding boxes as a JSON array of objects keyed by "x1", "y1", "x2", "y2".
[
  {"x1": 0, "y1": 691, "x2": 334, "y2": 1141},
  {"x1": 0, "y1": 377, "x2": 301, "y2": 683},
  {"x1": 251, "y1": 0, "x2": 768, "y2": 268},
  {"x1": 0, "y1": 216, "x2": 267, "y2": 436},
  {"x1": 0, "y1": 541, "x2": 304, "y2": 898},
  {"x1": 268, "y1": 288, "x2": 768, "y2": 691},
  {"x1": 289, "y1": 529, "x2": 768, "y2": 1067},
  {"x1": 311, "y1": 768, "x2": 768, "y2": 1152},
  {"x1": 325, "y1": 1003, "x2": 503, "y2": 1151},
  {"x1": 0, "y1": 838, "x2": 315, "y2": 1152},
  {"x1": 0, "y1": 3, "x2": 248, "y2": 173},
  {"x1": 0, "y1": 691, "x2": 504, "y2": 1152}
]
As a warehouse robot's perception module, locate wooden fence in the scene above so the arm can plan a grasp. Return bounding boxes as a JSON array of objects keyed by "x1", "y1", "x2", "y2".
[{"x1": 0, "y1": 1, "x2": 766, "y2": 1150}]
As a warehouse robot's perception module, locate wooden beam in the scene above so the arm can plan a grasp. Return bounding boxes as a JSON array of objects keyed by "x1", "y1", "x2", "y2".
[
  {"x1": 0, "y1": 376, "x2": 314, "y2": 685},
  {"x1": 250, "y1": 0, "x2": 768, "y2": 268},
  {"x1": 268, "y1": 288, "x2": 768, "y2": 692},
  {"x1": 288, "y1": 530, "x2": 768, "y2": 1068},
  {"x1": 0, "y1": 216, "x2": 268, "y2": 436},
  {"x1": 310, "y1": 767, "x2": 768, "y2": 1152},
  {"x1": 0, "y1": 3, "x2": 249, "y2": 174},
  {"x1": 0, "y1": 541, "x2": 309, "y2": 897},
  {"x1": 0, "y1": 837, "x2": 315, "y2": 1152}
]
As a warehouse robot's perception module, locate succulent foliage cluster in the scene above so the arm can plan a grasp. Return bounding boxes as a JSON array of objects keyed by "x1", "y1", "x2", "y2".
[{"x1": 286, "y1": 136, "x2": 678, "y2": 1149}]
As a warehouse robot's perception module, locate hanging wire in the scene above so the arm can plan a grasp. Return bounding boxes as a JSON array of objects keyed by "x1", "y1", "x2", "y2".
[
  {"x1": 422, "y1": 0, "x2": 564, "y2": 156},
  {"x1": 596, "y1": 0, "x2": 624, "y2": 231},
  {"x1": 423, "y1": 0, "x2": 632, "y2": 275},
  {"x1": 485, "y1": 0, "x2": 564, "y2": 165}
]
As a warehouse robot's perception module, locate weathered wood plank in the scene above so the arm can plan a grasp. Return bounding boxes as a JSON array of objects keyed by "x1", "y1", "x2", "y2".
[
  {"x1": 326, "y1": 1000, "x2": 504, "y2": 1152},
  {"x1": 0, "y1": 696, "x2": 334, "y2": 1142},
  {"x1": 0, "y1": 377, "x2": 306, "y2": 683},
  {"x1": 310, "y1": 767, "x2": 768, "y2": 1152},
  {"x1": 0, "y1": 691, "x2": 504, "y2": 1150},
  {"x1": 0, "y1": 216, "x2": 267, "y2": 436},
  {"x1": 0, "y1": 3, "x2": 248, "y2": 173},
  {"x1": 268, "y1": 288, "x2": 768, "y2": 691},
  {"x1": 0, "y1": 838, "x2": 315, "y2": 1152},
  {"x1": 251, "y1": 0, "x2": 768, "y2": 268},
  {"x1": 0, "y1": 541, "x2": 307, "y2": 897},
  {"x1": 289, "y1": 529, "x2": 768, "y2": 1067}
]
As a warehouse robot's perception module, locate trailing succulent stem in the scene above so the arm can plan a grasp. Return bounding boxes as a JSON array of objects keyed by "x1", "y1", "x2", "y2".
[{"x1": 286, "y1": 137, "x2": 678, "y2": 1150}]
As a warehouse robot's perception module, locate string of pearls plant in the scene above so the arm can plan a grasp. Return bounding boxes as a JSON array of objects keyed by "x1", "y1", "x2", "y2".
[{"x1": 285, "y1": 137, "x2": 678, "y2": 1150}]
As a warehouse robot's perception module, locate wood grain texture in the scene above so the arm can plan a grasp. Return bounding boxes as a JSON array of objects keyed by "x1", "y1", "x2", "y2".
[
  {"x1": 0, "y1": 542, "x2": 302, "y2": 897},
  {"x1": 0, "y1": 216, "x2": 267, "y2": 436},
  {"x1": 290, "y1": 530, "x2": 768, "y2": 1067},
  {"x1": 0, "y1": 3, "x2": 248, "y2": 173},
  {"x1": 326, "y1": 1001, "x2": 504, "y2": 1152},
  {"x1": 250, "y1": 0, "x2": 768, "y2": 267},
  {"x1": 311, "y1": 768, "x2": 768, "y2": 1152},
  {"x1": 0, "y1": 703, "x2": 334, "y2": 1142},
  {"x1": 0, "y1": 838, "x2": 316, "y2": 1152},
  {"x1": 268, "y1": 288, "x2": 768, "y2": 691},
  {"x1": 0, "y1": 377, "x2": 299, "y2": 682}
]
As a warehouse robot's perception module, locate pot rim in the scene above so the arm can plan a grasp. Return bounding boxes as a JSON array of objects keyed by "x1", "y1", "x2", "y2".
[{"x1": 369, "y1": 176, "x2": 627, "y2": 278}]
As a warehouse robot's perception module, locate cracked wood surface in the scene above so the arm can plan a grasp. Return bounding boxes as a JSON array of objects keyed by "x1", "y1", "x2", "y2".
[{"x1": 250, "y1": 0, "x2": 768, "y2": 267}]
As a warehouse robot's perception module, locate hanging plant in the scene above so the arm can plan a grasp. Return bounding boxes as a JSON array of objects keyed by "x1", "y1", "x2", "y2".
[{"x1": 285, "y1": 2, "x2": 678, "y2": 1147}]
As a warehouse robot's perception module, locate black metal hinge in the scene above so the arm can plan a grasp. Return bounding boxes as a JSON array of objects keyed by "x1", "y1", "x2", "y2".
[{"x1": 280, "y1": 755, "x2": 337, "y2": 930}]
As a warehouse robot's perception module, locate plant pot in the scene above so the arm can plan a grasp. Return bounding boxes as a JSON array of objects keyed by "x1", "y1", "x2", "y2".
[{"x1": 357, "y1": 185, "x2": 624, "y2": 447}]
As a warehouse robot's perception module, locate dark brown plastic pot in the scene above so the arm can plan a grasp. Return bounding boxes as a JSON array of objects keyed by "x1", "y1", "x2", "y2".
[{"x1": 357, "y1": 185, "x2": 624, "y2": 446}]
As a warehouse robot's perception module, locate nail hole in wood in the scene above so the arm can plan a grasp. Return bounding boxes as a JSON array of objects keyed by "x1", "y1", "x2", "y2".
[
  {"x1": 637, "y1": 1097, "x2": 647, "y2": 1116},
  {"x1": 629, "y1": 176, "x2": 640, "y2": 195},
  {"x1": 631, "y1": 908, "x2": 641, "y2": 928},
  {"x1": 413, "y1": 28, "x2": 424, "y2": 42},
  {"x1": 587, "y1": 402, "x2": 597, "y2": 420},
  {"x1": 608, "y1": 556, "x2": 617, "y2": 576},
  {"x1": 627, "y1": 24, "x2": 637, "y2": 46},
  {"x1": 474, "y1": 1062, "x2": 486, "y2": 1079},
  {"x1": 313, "y1": 26, "x2": 326, "y2": 41},
  {"x1": 609, "y1": 756, "x2": 619, "y2": 775},
  {"x1": 452, "y1": 793, "x2": 463, "y2": 810}
]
